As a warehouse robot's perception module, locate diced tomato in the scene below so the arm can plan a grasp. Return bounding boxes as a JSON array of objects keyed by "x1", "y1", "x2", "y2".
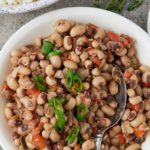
[
  {"x1": 32, "y1": 134, "x2": 46, "y2": 149},
  {"x1": 143, "y1": 82, "x2": 149, "y2": 88},
  {"x1": 74, "y1": 144, "x2": 80, "y2": 150},
  {"x1": 118, "y1": 133, "x2": 126, "y2": 145},
  {"x1": 91, "y1": 56, "x2": 101, "y2": 66},
  {"x1": 93, "y1": 127, "x2": 99, "y2": 134},
  {"x1": 130, "y1": 104, "x2": 140, "y2": 112},
  {"x1": 88, "y1": 23, "x2": 97, "y2": 29},
  {"x1": 86, "y1": 47, "x2": 94, "y2": 51},
  {"x1": 26, "y1": 87, "x2": 40, "y2": 96},
  {"x1": 2, "y1": 84, "x2": 10, "y2": 90},
  {"x1": 107, "y1": 31, "x2": 120, "y2": 41},
  {"x1": 134, "y1": 128, "x2": 145, "y2": 138},
  {"x1": 125, "y1": 36, "x2": 134, "y2": 45},
  {"x1": 124, "y1": 71, "x2": 132, "y2": 79}
]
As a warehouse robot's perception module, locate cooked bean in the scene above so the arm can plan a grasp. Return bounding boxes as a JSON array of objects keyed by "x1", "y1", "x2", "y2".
[
  {"x1": 55, "y1": 70, "x2": 64, "y2": 79},
  {"x1": 109, "y1": 125, "x2": 121, "y2": 138},
  {"x1": 49, "y1": 56, "x2": 62, "y2": 68},
  {"x1": 69, "y1": 52, "x2": 80, "y2": 63},
  {"x1": 80, "y1": 51, "x2": 89, "y2": 61},
  {"x1": 37, "y1": 92, "x2": 47, "y2": 105},
  {"x1": 110, "y1": 138, "x2": 119, "y2": 146},
  {"x1": 18, "y1": 56, "x2": 30, "y2": 66},
  {"x1": 92, "y1": 76, "x2": 106, "y2": 88},
  {"x1": 84, "y1": 60, "x2": 92, "y2": 69},
  {"x1": 50, "y1": 117, "x2": 57, "y2": 126},
  {"x1": 4, "y1": 107, "x2": 13, "y2": 119},
  {"x1": 139, "y1": 65, "x2": 150, "y2": 72},
  {"x1": 96, "y1": 109, "x2": 104, "y2": 118},
  {"x1": 64, "y1": 60, "x2": 78, "y2": 69},
  {"x1": 63, "y1": 146, "x2": 71, "y2": 150},
  {"x1": 101, "y1": 105, "x2": 115, "y2": 116},
  {"x1": 18, "y1": 66, "x2": 31, "y2": 75},
  {"x1": 142, "y1": 71, "x2": 150, "y2": 83},
  {"x1": 30, "y1": 61, "x2": 39, "y2": 71},
  {"x1": 70, "y1": 25, "x2": 86, "y2": 37},
  {"x1": 45, "y1": 64, "x2": 55, "y2": 76},
  {"x1": 34, "y1": 37, "x2": 42, "y2": 48},
  {"x1": 42, "y1": 130, "x2": 50, "y2": 139},
  {"x1": 18, "y1": 76, "x2": 34, "y2": 89},
  {"x1": 46, "y1": 76, "x2": 57, "y2": 86},
  {"x1": 63, "y1": 36, "x2": 73, "y2": 50},
  {"x1": 128, "y1": 111, "x2": 137, "y2": 121},
  {"x1": 82, "y1": 139, "x2": 95, "y2": 150},
  {"x1": 127, "y1": 47, "x2": 136, "y2": 57},
  {"x1": 116, "y1": 48, "x2": 127, "y2": 56},
  {"x1": 125, "y1": 143, "x2": 140, "y2": 150},
  {"x1": 122, "y1": 109, "x2": 131, "y2": 121},
  {"x1": 36, "y1": 105, "x2": 44, "y2": 116},
  {"x1": 145, "y1": 100, "x2": 150, "y2": 111},
  {"x1": 127, "y1": 89, "x2": 136, "y2": 97},
  {"x1": 23, "y1": 110, "x2": 33, "y2": 121},
  {"x1": 120, "y1": 56, "x2": 131, "y2": 67},
  {"x1": 109, "y1": 100, "x2": 118, "y2": 109},
  {"x1": 55, "y1": 19, "x2": 71, "y2": 33},
  {"x1": 129, "y1": 96, "x2": 142, "y2": 105},
  {"x1": 11, "y1": 49, "x2": 23, "y2": 57},
  {"x1": 99, "y1": 118, "x2": 111, "y2": 127},
  {"x1": 64, "y1": 97, "x2": 76, "y2": 110},
  {"x1": 91, "y1": 68, "x2": 100, "y2": 76},
  {"x1": 76, "y1": 36, "x2": 88, "y2": 46},
  {"x1": 130, "y1": 113, "x2": 145, "y2": 127},
  {"x1": 135, "y1": 84, "x2": 143, "y2": 96},
  {"x1": 37, "y1": 52, "x2": 44, "y2": 60},
  {"x1": 109, "y1": 80, "x2": 118, "y2": 95},
  {"x1": 39, "y1": 60, "x2": 49, "y2": 68},
  {"x1": 94, "y1": 28, "x2": 105, "y2": 39},
  {"x1": 6, "y1": 75, "x2": 19, "y2": 90},
  {"x1": 20, "y1": 96, "x2": 36, "y2": 111},
  {"x1": 145, "y1": 110, "x2": 150, "y2": 119},
  {"x1": 121, "y1": 121, "x2": 134, "y2": 134},
  {"x1": 10, "y1": 56, "x2": 19, "y2": 66},
  {"x1": 92, "y1": 40, "x2": 100, "y2": 48},
  {"x1": 49, "y1": 32, "x2": 63, "y2": 48},
  {"x1": 50, "y1": 128, "x2": 60, "y2": 142},
  {"x1": 16, "y1": 88, "x2": 25, "y2": 98},
  {"x1": 83, "y1": 82, "x2": 90, "y2": 90}
]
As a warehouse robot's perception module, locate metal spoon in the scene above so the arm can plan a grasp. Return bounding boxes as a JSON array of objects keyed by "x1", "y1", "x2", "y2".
[{"x1": 96, "y1": 68, "x2": 127, "y2": 150}]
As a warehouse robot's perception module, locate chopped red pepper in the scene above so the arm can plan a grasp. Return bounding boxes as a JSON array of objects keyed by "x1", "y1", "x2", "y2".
[
  {"x1": 129, "y1": 103, "x2": 140, "y2": 112},
  {"x1": 86, "y1": 47, "x2": 94, "y2": 51},
  {"x1": 74, "y1": 144, "x2": 80, "y2": 150},
  {"x1": 26, "y1": 87, "x2": 40, "y2": 96},
  {"x1": 107, "y1": 31, "x2": 120, "y2": 41},
  {"x1": 124, "y1": 70, "x2": 132, "y2": 79},
  {"x1": 91, "y1": 56, "x2": 101, "y2": 66},
  {"x1": 2, "y1": 84, "x2": 10, "y2": 91},
  {"x1": 118, "y1": 133, "x2": 126, "y2": 144},
  {"x1": 134, "y1": 128, "x2": 145, "y2": 138},
  {"x1": 143, "y1": 82, "x2": 149, "y2": 88},
  {"x1": 125, "y1": 36, "x2": 134, "y2": 45}
]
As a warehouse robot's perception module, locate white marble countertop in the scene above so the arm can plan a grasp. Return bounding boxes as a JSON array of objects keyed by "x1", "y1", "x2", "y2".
[{"x1": 0, "y1": 0, "x2": 150, "y2": 150}]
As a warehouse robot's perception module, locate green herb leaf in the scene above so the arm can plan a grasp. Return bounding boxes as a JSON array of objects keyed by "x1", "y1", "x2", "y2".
[
  {"x1": 54, "y1": 109, "x2": 65, "y2": 131},
  {"x1": 76, "y1": 103, "x2": 89, "y2": 121},
  {"x1": 66, "y1": 69, "x2": 74, "y2": 88},
  {"x1": 66, "y1": 69, "x2": 83, "y2": 92},
  {"x1": 128, "y1": 0, "x2": 144, "y2": 11},
  {"x1": 48, "y1": 50, "x2": 62, "y2": 56},
  {"x1": 48, "y1": 97, "x2": 65, "y2": 108},
  {"x1": 78, "y1": 134, "x2": 84, "y2": 144},
  {"x1": 66, "y1": 127, "x2": 80, "y2": 145},
  {"x1": 41, "y1": 41, "x2": 54, "y2": 55},
  {"x1": 34, "y1": 75, "x2": 47, "y2": 92},
  {"x1": 48, "y1": 97, "x2": 65, "y2": 131}
]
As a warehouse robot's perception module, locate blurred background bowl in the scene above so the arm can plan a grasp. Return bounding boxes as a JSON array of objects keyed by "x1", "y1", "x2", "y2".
[{"x1": 0, "y1": 0, "x2": 58, "y2": 14}]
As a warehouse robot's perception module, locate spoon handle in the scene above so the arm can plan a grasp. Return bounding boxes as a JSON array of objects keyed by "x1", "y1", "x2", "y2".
[{"x1": 96, "y1": 133, "x2": 103, "y2": 150}]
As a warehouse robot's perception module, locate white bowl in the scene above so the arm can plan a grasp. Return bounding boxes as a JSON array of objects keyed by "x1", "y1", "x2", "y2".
[
  {"x1": 0, "y1": 0, "x2": 58, "y2": 14},
  {"x1": 0, "y1": 7, "x2": 150, "y2": 150}
]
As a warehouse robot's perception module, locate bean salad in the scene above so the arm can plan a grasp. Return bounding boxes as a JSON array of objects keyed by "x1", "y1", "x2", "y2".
[{"x1": 1, "y1": 19, "x2": 150, "y2": 150}]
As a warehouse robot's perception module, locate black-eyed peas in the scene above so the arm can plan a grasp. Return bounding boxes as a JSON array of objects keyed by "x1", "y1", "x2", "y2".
[{"x1": 1, "y1": 19, "x2": 150, "y2": 150}]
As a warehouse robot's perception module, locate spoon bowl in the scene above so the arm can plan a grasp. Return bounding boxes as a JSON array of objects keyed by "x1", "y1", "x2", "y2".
[{"x1": 96, "y1": 67, "x2": 127, "y2": 150}]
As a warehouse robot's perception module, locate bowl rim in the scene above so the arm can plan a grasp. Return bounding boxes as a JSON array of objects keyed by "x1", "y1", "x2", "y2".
[
  {"x1": 0, "y1": 7, "x2": 150, "y2": 150},
  {"x1": 0, "y1": 0, "x2": 58, "y2": 14}
]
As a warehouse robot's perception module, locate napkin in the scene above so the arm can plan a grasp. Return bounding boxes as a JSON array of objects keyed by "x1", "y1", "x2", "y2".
[{"x1": 148, "y1": 10, "x2": 150, "y2": 34}]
